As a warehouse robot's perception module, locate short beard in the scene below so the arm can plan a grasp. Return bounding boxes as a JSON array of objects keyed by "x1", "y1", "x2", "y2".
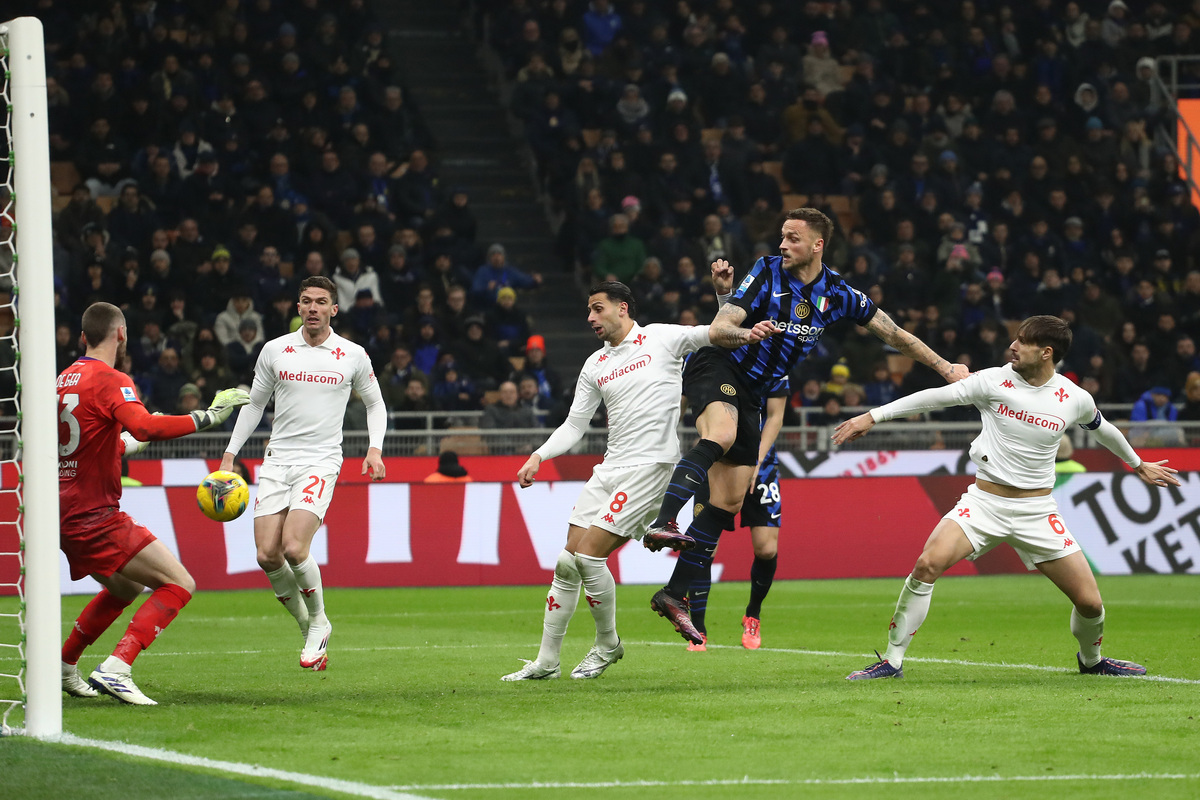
[{"x1": 116, "y1": 340, "x2": 127, "y2": 368}]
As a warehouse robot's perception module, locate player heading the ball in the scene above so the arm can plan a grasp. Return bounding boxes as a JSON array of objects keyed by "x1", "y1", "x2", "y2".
[
  {"x1": 221, "y1": 276, "x2": 386, "y2": 671},
  {"x1": 59, "y1": 302, "x2": 250, "y2": 705}
]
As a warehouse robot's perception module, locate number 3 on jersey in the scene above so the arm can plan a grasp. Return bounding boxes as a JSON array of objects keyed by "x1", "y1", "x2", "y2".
[{"x1": 59, "y1": 393, "x2": 81, "y2": 456}]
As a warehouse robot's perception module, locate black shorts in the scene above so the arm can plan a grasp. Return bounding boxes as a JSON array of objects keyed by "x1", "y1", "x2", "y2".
[
  {"x1": 692, "y1": 459, "x2": 782, "y2": 530},
  {"x1": 683, "y1": 347, "x2": 761, "y2": 467}
]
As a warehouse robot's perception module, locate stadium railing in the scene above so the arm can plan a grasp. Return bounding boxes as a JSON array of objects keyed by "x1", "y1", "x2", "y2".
[{"x1": 6, "y1": 407, "x2": 1193, "y2": 460}]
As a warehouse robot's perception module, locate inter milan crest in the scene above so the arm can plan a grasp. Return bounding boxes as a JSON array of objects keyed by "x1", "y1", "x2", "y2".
[{"x1": 794, "y1": 301, "x2": 811, "y2": 319}]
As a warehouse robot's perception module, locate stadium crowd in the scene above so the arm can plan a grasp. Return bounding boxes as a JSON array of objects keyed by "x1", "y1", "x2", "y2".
[
  {"x1": 490, "y1": 0, "x2": 1200, "y2": 424},
  {"x1": 4, "y1": 0, "x2": 1200, "y2": 433},
  {"x1": 15, "y1": 0, "x2": 556, "y2": 428}
]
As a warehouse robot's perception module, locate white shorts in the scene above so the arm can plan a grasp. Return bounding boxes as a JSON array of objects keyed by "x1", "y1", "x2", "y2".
[
  {"x1": 946, "y1": 483, "x2": 1081, "y2": 571},
  {"x1": 567, "y1": 462, "x2": 674, "y2": 540},
  {"x1": 254, "y1": 462, "x2": 340, "y2": 522}
]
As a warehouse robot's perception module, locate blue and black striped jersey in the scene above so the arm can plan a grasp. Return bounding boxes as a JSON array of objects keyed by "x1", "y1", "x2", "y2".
[{"x1": 728, "y1": 256, "x2": 877, "y2": 396}]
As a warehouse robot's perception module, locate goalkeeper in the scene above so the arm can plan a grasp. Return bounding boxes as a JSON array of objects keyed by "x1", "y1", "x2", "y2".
[{"x1": 58, "y1": 302, "x2": 249, "y2": 705}]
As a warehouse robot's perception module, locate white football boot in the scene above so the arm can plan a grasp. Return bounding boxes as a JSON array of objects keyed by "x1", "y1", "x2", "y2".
[
  {"x1": 62, "y1": 662, "x2": 98, "y2": 698},
  {"x1": 88, "y1": 663, "x2": 158, "y2": 705},
  {"x1": 570, "y1": 640, "x2": 624, "y2": 679},
  {"x1": 500, "y1": 659, "x2": 561, "y2": 681},
  {"x1": 300, "y1": 619, "x2": 332, "y2": 670}
]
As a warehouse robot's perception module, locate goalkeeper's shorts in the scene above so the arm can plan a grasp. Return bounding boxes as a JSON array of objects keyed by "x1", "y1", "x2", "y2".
[{"x1": 61, "y1": 508, "x2": 157, "y2": 582}]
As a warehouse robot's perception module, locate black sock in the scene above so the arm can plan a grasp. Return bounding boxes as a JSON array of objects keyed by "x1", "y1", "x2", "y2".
[
  {"x1": 652, "y1": 439, "x2": 726, "y2": 527},
  {"x1": 745, "y1": 555, "x2": 777, "y2": 619},
  {"x1": 687, "y1": 560, "x2": 713, "y2": 634},
  {"x1": 665, "y1": 504, "x2": 735, "y2": 599}
]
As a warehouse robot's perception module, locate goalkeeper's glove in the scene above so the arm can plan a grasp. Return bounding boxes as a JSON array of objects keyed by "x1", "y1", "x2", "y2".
[
  {"x1": 190, "y1": 388, "x2": 251, "y2": 432},
  {"x1": 120, "y1": 431, "x2": 150, "y2": 456}
]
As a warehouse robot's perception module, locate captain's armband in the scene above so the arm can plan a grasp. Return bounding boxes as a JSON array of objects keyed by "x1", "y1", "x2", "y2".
[{"x1": 1079, "y1": 409, "x2": 1103, "y2": 431}]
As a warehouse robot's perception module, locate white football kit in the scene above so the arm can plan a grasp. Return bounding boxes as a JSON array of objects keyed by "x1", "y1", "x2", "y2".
[
  {"x1": 536, "y1": 322, "x2": 712, "y2": 539},
  {"x1": 226, "y1": 329, "x2": 386, "y2": 520},
  {"x1": 870, "y1": 364, "x2": 1142, "y2": 568}
]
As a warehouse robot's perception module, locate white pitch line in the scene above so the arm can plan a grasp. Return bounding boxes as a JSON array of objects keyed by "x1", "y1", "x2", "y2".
[
  {"x1": 630, "y1": 641, "x2": 1200, "y2": 684},
  {"x1": 388, "y1": 773, "x2": 1200, "y2": 791},
  {"x1": 56, "y1": 733, "x2": 435, "y2": 800}
]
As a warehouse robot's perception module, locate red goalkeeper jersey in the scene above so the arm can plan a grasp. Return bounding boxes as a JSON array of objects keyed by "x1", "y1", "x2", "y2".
[
  {"x1": 57, "y1": 357, "x2": 144, "y2": 526},
  {"x1": 57, "y1": 357, "x2": 197, "y2": 527}
]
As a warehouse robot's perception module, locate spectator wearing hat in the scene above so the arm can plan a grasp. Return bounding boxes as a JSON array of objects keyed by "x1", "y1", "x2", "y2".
[
  {"x1": 1130, "y1": 385, "x2": 1183, "y2": 446},
  {"x1": 175, "y1": 382, "x2": 204, "y2": 416},
  {"x1": 471, "y1": 243, "x2": 542, "y2": 308},
  {"x1": 802, "y1": 31, "x2": 842, "y2": 98},
  {"x1": 226, "y1": 318, "x2": 266, "y2": 384},
  {"x1": 333, "y1": 247, "x2": 384, "y2": 308},
  {"x1": 411, "y1": 315, "x2": 444, "y2": 376},
  {"x1": 431, "y1": 362, "x2": 480, "y2": 412},
  {"x1": 424, "y1": 451, "x2": 472, "y2": 484},
  {"x1": 485, "y1": 287, "x2": 533, "y2": 357},
  {"x1": 520, "y1": 335, "x2": 562, "y2": 404},
  {"x1": 349, "y1": 288, "x2": 387, "y2": 339},
  {"x1": 215, "y1": 288, "x2": 265, "y2": 347}
]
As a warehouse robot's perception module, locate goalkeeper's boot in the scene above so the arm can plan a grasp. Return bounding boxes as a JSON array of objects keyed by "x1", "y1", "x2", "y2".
[
  {"x1": 686, "y1": 632, "x2": 708, "y2": 652},
  {"x1": 642, "y1": 521, "x2": 696, "y2": 553},
  {"x1": 846, "y1": 651, "x2": 903, "y2": 680},
  {"x1": 1077, "y1": 653, "x2": 1146, "y2": 676},
  {"x1": 300, "y1": 619, "x2": 332, "y2": 671},
  {"x1": 741, "y1": 615, "x2": 762, "y2": 650},
  {"x1": 650, "y1": 589, "x2": 704, "y2": 645},
  {"x1": 501, "y1": 659, "x2": 560, "y2": 681},
  {"x1": 62, "y1": 661, "x2": 98, "y2": 698},
  {"x1": 571, "y1": 640, "x2": 624, "y2": 679},
  {"x1": 88, "y1": 664, "x2": 158, "y2": 705}
]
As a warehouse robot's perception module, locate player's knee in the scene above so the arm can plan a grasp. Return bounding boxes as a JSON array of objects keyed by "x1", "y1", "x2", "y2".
[
  {"x1": 911, "y1": 554, "x2": 945, "y2": 584},
  {"x1": 1074, "y1": 594, "x2": 1103, "y2": 618},
  {"x1": 555, "y1": 549, "x2": 580, "y2": 581},
  {"x1": 256, "y1": 547, "x2": 284, "y2": 571},
  {"x1": 282, "y1": 542, "x2": 310, "y2": 565},
  {"x1": 754, "y1": 543, "x2": 777, "y2": 560},
  {"x1": 175, "y1": 571, "x2": 196, "y2": 595}
]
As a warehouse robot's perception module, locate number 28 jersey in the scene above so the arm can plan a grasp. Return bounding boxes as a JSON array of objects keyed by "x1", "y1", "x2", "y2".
[{"x1": 56, "y1": 357, "x2": 143, "y2": 527}]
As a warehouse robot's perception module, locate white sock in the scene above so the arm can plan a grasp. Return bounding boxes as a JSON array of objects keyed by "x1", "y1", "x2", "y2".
[
  {"x1": 575, "y1": 553, "x2": 619, "y2": 650},
  {"x1": 882, "y1": 574, "x2": 935, "y2": 667},
  {"x1": 1072, "y1": 606, "x2": 1105, "y2": 667},
  {"x1": 98, "y1": 655, "x2": 131, "y2": 674},
  {"x1": 265, "y1": 564, "x2": 309, "y2": 632},
  {"x1": 535, "y1": 550, "x2": 581, "y2": 668},
  {"x1": 291, "y1": 555, "x2": 328, "y2": 629}
]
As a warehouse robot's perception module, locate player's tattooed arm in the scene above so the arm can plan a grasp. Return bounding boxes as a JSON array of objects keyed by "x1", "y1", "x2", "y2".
[
  {"x1": 709, "y1": 302, "x2": 776, "y2": 348},
  {"x1": 865, "y1": 311, "x2": 969, "y2": 383}
]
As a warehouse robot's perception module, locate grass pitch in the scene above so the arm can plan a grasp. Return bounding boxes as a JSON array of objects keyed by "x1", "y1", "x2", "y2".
[{"x1": 3, "y1": 575, "x2": 1199, "y2": 800}]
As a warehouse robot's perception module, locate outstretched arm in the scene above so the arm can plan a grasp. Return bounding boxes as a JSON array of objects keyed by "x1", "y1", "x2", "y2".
[
  {"x1": 1087, "y1": 410, "x2": 1180, "y2": 487},
  {"x1": 866, "y1": 310, "x2": 969, "y2": 383},
  {"x1": 709, "y1": 302, "x2": 776, "y2": 348}
]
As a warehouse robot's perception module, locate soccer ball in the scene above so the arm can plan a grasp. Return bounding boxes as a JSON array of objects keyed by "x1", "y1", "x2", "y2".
[{"x1": 196, "y1": 470, "x2": 249, "y2": 522}]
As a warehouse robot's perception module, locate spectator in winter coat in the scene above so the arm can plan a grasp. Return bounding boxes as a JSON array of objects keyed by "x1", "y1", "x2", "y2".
[
  {"x1": 214, "y1": 289, "x2": 265, "y2": 346},
  {"x1": 333, "y1": 248, "x2": 384, "y2": 307},
  {"x1": 485, "y1": 287, "x2": 532, "y2": 357},
  {"x1": 471, "y1": 243, "x2": 542, "y2": 307}
]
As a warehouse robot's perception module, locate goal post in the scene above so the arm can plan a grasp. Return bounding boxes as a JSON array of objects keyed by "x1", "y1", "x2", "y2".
[{"x1": 1, "y1": 16, "x2": 61, "y2": 738}]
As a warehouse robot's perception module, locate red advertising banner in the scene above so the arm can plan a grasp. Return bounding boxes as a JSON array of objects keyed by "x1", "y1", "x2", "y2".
[{"x1": 4, "y1": 457, "x2": 1195, "y2": 596}]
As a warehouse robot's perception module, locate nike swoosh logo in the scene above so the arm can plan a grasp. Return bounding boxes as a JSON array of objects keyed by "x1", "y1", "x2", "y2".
[
  {"x1": 684, "y1": 475, "x2": 701, "y2": 485},
  {"x1": 772, "y1": 291, "x2": 787, "y2": 297},
  {"x1": 770, "y1": 513, "x2": 781, "y2": 520}
]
